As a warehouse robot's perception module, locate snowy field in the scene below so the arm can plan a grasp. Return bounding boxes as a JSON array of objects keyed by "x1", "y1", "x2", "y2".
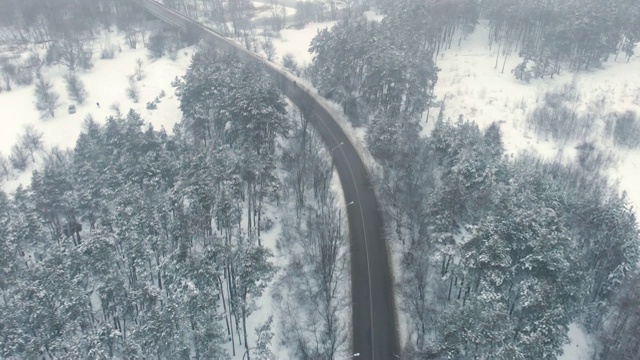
[
  {"x1": 430, "y1": 20, "x2": 640, "y2": 211},
  {"x1": 3, "y1": 11, "x2": 639, "y2": 359},
  {"x1": 252, "y1": 1, "x2": 297, "y2": 20},
  {"x1": 0, "y1": 34, "x2": 194, "y2": 191},
  {"x1": 270, "y1": 21, "x2": 337, "y2": 66}
]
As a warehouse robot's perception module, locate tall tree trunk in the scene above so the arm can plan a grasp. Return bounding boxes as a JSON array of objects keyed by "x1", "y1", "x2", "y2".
[
  {"x1": 247, "y1": 181, "x2": 252, "y2": 233},
  {"x1": 242, "y1": 294, "x2": 250, "y2": 360}
]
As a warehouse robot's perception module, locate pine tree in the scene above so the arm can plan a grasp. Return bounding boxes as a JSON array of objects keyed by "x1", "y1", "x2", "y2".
[
  {"x1": 34, "y1": 75, "x2": 60, "y2": 119},
  {"x1": 63, "y1": 71, "x2": 88, "y2": 104}
]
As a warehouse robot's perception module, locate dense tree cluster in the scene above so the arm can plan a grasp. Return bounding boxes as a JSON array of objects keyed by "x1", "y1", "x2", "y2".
[
  {"x1": 0, "y1": 44, "x2": 293, "y2": 358},
  {"x1": 376, "y1": 0, "x2": 480, "y2": 58},
  {"x1": 373, "y1": 0, "x2": 640, "y2": 79},
  {"x1": 371, "y1": 118, "x2": 640, "y2": 359},
  {"x1": 483, "y1": 0, "x2": 640, "y2": 78},
  {"x1": 309, "y1": 19, "x2": 438, "y2": 122},
  {"x1": 597, "y1": 270, "x2": 640, "y2": 359},
  {"x1": 275, "y1": 108, "x2": 349, "y2": 359},
  {"x1": 156, "y1": 0, "x2": 371, "y2": 33},
  {"x1": 0, "y1": 0, "x2": 144, "y2": 43},
  {"x1": 177, "y1": 44, "x2": 289, "y2": 239},
  {"x1": 157, "y1": 0, "x2": 253, "y2": 36}
]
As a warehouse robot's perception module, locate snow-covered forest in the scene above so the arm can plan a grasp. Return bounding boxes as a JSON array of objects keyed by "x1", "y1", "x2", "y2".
[
  {"x1": 1, "y1": 0, "x2": 640, "y2": 359},
  {"x1": 1, "y1": 44, "x2": 348, "y2": 360},
  {"x1": 304, "y1": 1, "x2": 640, "y2": 358}
]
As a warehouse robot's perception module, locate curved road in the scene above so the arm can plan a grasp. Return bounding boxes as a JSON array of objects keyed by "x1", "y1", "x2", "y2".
[{"x1": 135, "y1": 1, "x2": 399, "y2": 358}]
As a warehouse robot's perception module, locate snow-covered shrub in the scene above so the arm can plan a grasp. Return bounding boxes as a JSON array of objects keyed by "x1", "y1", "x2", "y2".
[
  {"x1": 159, "y1": 89, "x2": 166, "y2": 98},
  {"x1": 25, "y1": 52, "x2": 42, "y2": 70},
  {"x1": 14, "y1": 66, "x2": 34, "y2": 86},
  {"x1": 110, "y1": 103, "x2": 122, "y2": 117},
  {"x1": 528, "y1": 104, "x2": 584, "y2": 142},
  {"x1": 527, "y1": 87, "x2": 592, "y2": 143},
  {"x1": 9, "y1": 144, "x2": 29, "y2": 171},
  {"x1": 100, "y1": 46, "x2": 116, "y2": 59},
  {"x1": 259, "y1": 216, "x2": 274, "y2": 232},
  {"x1": 606, "y1": 110, "x2": 640, "y2": 148},
  {"x1": 512, "y1": 59, "x2": 533, "y2": 82},
  {"x1": 126, "y1": 77, "x2": 140, "y2": 103},
  {"x1": 146, "y1": 101, "x2": 157, "y2": 110},
  {"x1": 0, "y1": 152, "x2": 11, "y2": 181},
  {"x1": 0, "y1": 56, "x2": 18, "y2": 90},
  {"x1": 282, "y1": 52, "x2": 299, "y2": 76},
  {"x1": 1, "y1": 62, "x2": 16, "y2": 91},
  {"x1": 262, "y1": 38, "x2": 276, "y2": 61},
  {"x1": 74, "y1": 42, "x2": 94, "y2": 70},
  {"x1": 575, "y1": 142, "x2": 615, "y2": 172},
  {"x1": 148, "y1": 32, "x2": 167, "y2": 59},
  {"x1": 545, "y1": 82, "x2": 580, "y2": 105},
  {"x1": 125, "y1": 30, "x2": 139, "y2": 49},
  {"x1": 134, "y1": 58, "x2": 144, "y2": 81}
]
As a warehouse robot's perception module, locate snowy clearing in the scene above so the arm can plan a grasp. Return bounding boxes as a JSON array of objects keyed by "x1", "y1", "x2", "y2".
[
  {"x1": 431, "y1": 20, "x2": 640, "y2": 209},
  {"x1": 0, "y1": 35, "x2": 194, "y2": 193},
  {"x1": 559, "y1": 324, "x2": 596, "y2": 360},
  {"x1": 271, "y1": 21, "x2": 337, "y2": 65},
  {"x1": 252, "y1": 1, "x2": 297, "y2": 20}
]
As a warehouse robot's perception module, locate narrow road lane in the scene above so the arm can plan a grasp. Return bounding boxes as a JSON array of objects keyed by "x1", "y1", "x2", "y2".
[{"x1": 135, "y1": 2, "x2": 400, "y2": 358}]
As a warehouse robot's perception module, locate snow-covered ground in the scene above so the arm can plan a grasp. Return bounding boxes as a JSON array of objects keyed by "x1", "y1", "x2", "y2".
[
  {"x1": 431, "y1": 20, "x2": 640, "y2": 209},
  {"x1": 0, "y1": 34, "x2": 194, "y2": 192},
  {"x1": 270, "y1": 21, "x2": 336, "y2": 65},
  {"x1": 560, "y1": 324, "x2": 596, "y2": 360},
  {"x1": 233, "y1": 204, "x2": 288, "y2": 360},
  {"x1": 252, "y1": 1, "x2": 297, "y2": 20}
]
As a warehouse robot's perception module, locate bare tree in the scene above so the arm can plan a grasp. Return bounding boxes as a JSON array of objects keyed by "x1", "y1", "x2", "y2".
[
  {"x1": 282, "y1": 53, "x2": 300, "y2": 76},
  {"x1": 229, "y1": 0, "x2": 255, "y2": 37},
  {"x1": 275, "y1": 108, "x2": 348, "y2": 359},
  {"x1": 134, "y1": 58, "x2": 144, "y2": 81},
  {"x1": 1, "y1": 60, "x2": 16, "y2": 91},
  {"x1": 19, "y1": 125, "x2": 44, "y2": 162},
  {"x1": 126, "y1": 76, "x2": 140, "y2": 103},
  {"x1": 269, "y1": 0, "x2": 286, "y2": 33},
  {"x1": 261, "y1": 38, "x2": 277, "y2": 61},
  {"x1": 53, "y1": 38, "x2": 94, "y2": 70}
]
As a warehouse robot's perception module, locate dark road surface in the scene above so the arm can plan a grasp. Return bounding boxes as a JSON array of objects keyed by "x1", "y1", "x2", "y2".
[{"x1": 135, "y1": 1, "x2": 400, "y2": 358}]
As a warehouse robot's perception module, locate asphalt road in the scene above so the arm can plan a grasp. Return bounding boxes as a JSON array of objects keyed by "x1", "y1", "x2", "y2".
[{"x1": 135, "y1": 1, "x2": 400, "y2": 358}]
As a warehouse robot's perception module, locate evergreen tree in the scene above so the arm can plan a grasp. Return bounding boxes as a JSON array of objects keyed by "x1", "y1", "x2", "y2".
[
  {"x1": 63, "y1": 71, "x2": 88, "y2": 105},
  {"x1": 34, "y1": 75, "x2": 60, "y2": 119}
]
